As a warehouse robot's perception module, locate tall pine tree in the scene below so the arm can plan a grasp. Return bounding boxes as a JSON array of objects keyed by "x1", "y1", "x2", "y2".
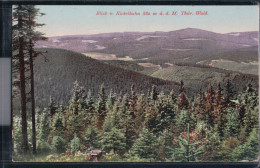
[
  {"x1": 70, "y1": 80, "x2": 84, "y2": 115},
  {"x1": 97, "y1": 83, "x2": 107, "y2": 129},
  {"x1": 12, "y1": 5, "x2": 29, "y2": 153},
  {"x1": 177, "y1": 81, "x2": 189, "y2": 110},
  {"x1": 26, "y1": 5, "x2": 46, "y2": 154},
  {"x1": 225, "y1": 79, "x2": 236, "y2": 106}
]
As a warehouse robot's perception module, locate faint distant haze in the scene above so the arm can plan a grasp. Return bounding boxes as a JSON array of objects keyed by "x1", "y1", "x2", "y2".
[{"x1": 36, "y1": 5, "x2": 259, "y2": 37}]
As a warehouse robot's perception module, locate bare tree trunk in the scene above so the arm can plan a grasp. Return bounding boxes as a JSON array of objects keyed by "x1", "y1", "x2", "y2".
[
  {"x1": 28, "y1": 13, "x2": 37, "y2": 154},
  {"x1": 11, "y1": 95, "x2": 14, "y2": 152},
  {"x1": 18, "y1": 5, "x2": 29, "y2": 154},
  {"x1": 29, "y1": 37, "x2": 37, "y2": 154}
]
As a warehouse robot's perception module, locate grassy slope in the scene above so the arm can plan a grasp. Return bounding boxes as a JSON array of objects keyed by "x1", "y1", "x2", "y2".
[
  {"x1": 208, "y1": 47, "x2": 258, "y2": 63},
  {"x1": 103, "y1": 60, "x2": 160, "y2": 76},
  {"x1": 210, "y1": 59, "x2": 258, "y2": 75},
  {"x1": 151, "y1": 64, "x2": 258, "y2": 93}
]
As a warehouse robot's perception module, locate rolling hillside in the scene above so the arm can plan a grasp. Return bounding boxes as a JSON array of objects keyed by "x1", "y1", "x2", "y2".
[
  {"x1": 151, "y1": 64, "x2": 258, "y2": 93},
  {"x1": 36, "y1": 28, "x2": 258, "y2": 75},
  {"x1": 33, "y1": 48, "x2": 181, "y2": 106},
  {"x1": 30, "y1": 47, "x2": 257, "y2": 109}
]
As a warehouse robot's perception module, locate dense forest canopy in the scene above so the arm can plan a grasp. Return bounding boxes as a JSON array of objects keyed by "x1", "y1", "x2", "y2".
[{"x1": 13, "y1": 79, "x2": 259, "y2": 161}]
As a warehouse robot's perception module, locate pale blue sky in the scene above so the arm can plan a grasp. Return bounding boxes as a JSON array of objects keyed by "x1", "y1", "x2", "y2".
[{"x1": 36, "y1": 5, "x2": 259, "y2": 37}]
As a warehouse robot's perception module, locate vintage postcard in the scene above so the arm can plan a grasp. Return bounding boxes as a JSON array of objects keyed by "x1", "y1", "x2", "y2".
[{"x1": 12, "y1": 5, "x2": 259, "y2": 162}]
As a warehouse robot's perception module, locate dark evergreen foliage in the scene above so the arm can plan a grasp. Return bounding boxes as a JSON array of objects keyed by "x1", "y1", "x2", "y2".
[
  {"x1": 70, "y1": 133, "x2": 80, "y2": 154},
  {"x1": 174, "y1": 124, "x2": 204, "y2": 161},
  {"x1": 51, "y1": 136, "x2": 66, "y2": 154},
  {"x1": 13, "y1": 79, "x2": 258, "y2": 162},
  {"x1": 84, "y1": 126, "x2": 101, "y2": 149},
  {"x1": 130, "y1": 128, "x2": 158, "y2": 159},
  {"x1": 102, "y1": 127, "x2": 126, "y2": 155}
]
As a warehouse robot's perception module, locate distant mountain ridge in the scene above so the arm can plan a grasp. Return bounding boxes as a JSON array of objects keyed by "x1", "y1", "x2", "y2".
[
  {"x1": 37, "y1": 28, "x2": 258, "y2": 50},
  {"x1": 36, "y1": 28, "x2": 258, "y2": 75}
]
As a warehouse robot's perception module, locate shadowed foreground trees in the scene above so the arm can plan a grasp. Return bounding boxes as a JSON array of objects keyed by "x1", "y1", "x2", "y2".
[{"x1": 12, "y1": 5, "x2": 46, "y2": 154}]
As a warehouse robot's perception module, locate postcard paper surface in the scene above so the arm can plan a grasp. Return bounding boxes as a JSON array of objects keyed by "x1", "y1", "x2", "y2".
[{"x1": 12, "y1": 5, "x2": 259, "y2": 162}]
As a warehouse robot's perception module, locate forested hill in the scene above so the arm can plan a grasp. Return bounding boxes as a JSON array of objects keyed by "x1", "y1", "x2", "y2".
[
  {"x1": 33, "y1": 48, "x2": 181, "y2": 106},
  {"x1": 151, "y1": 64, "x2": 258, "y2": 93}
]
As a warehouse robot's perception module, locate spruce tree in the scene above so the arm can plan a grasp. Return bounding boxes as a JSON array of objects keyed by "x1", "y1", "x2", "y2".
[
  {"x1": 102, "y1": 100, "x2": 119, "y2": 132},
  {"x1": 130, "y1": 128, "x2": 158, "y2": 159},
  {"x1": 66, "y1": 110, "x2": 85, "y2": 139},
  {"x1": 205, "y1": 85, "x2": 215, "y2": 109},
  {"x1": 168, "y1": 89, "x2": 177, "y2": 104},
  {"x1": 124, "y1": 110, "x2": 137, "y2": 150},
  {"x1": 224, "y1": 107, "x2": 239, "y2": 138},
  {"x1": 117, "y1": 94, "x2": 131, "y2": 127},
  {"x1": 97, "y1": 83, "x2": 107, "y2": 129},
  {"x1": 156, "y1": 92, "x2": 176, "y2": 133},
  {"x1": 241, "y1": 82, "x2": 258, "y2": 135},
  {"x1": 102, "y1": 127, "x2": 126, "y2": 155},
  {"x1": 214, "y1": 83, "x2": 225, "y2": 120},
  {"x1": 52, "y1": 113, "x2": 64, "y2": 136},
  {"x1": 65, "y1": 81, "x2": 86, "y2": 138},
  {"x1": 144, "y1": 103, "x2": 160, "y2": 134},
  {"x1": 246, "y1": 82, "x2": 258, "y2": 110},
  {"x1": 150, "y1": 85, "x2": 159, "y2": 101},
  {"x1": 202, "y1": 125, "x2": 221, "y2": 160},
  {"x1": 157, "y1": 130, "x2": 174, "y2": 160},
  {"x1": 102, "y1": 112, "x2": 114, "y2": 133},
  {"x1": 177, "y1": 81, "x2": 189, "y2": 110},
  {"x1": 83, "y1": 90, "x2": 96, "y2": 128},
  {"x1": 84, "y1": 126, "x2": 101, "y2": 149},
  {"x1": 51, "y1": 136, "x2": 66, "y2": 154},
  {"x1": 129, "y1": 84, "x2": 138, "y2": 119},
  {"x1": 48, "y1": 96, "x2": 58, "y2": 117},
  {"x1": 58, "y1": 104, "x2": 66, "y2": 115},
  {"x1": 70, "y1": 133, "x2": 80, "y2": 155},
  {"x1": 243, "y1": 107, "x2": 258, "y2": 136},
  {"x1": 121, "y1": 94, "x2": 130, "y2": 113},
  {"x1": 205, "y1": 85, "x2": 216, "y2": 126},
  {"x1": 194, "y1": 90, "x2": 207, "y2": 121},
  {"x1": 212, "y1": 83, "x2": 227, "y2": 137},
  {"x1": 38, "y1": 111, "x2": 52, "y2": 154},
  {"x1": 85, "y1": 90, "x2": 95, "y2": 112},
  {"x1": 225, "y1": 79, "x2": 236, "y2": 106},
  {"x1": 179, "y1": 80, "x2": 185, "y2": 93},
  {"x1": 215, "y1": 83, "x2": 225, "y2": 105},
  {"x1": 70, "y1": 80, "x2": 84, "y2": 115},
  {"x1": 118, "y1": 94, "x2": 137, "y2": 149},
  {"x1": 135, "y1": 93, "x2": 146, "y2": 122},
  {"x1": 174, "y1": 124, "x2": 204, "y2": 161},
  {"x1": 106, "y1": 89, "x2": 116, "y2": 109},
  {"x1": 39, "y1": 109, "x2": 50, "y2": 141},
  {"x1": 176, "y1": 110, "x2": 189, "y2": 133},
  {"x1": 231, "y1": 128, "x2": 258, "y2": 161},
  {"x1": 237, "y1": 101, "x2": 246, "y2": 126}
]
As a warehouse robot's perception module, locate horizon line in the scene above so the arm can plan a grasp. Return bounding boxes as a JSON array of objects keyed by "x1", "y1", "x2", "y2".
[{"x1": 44, "y1": 27, "x2": 259, "y2": 38}]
